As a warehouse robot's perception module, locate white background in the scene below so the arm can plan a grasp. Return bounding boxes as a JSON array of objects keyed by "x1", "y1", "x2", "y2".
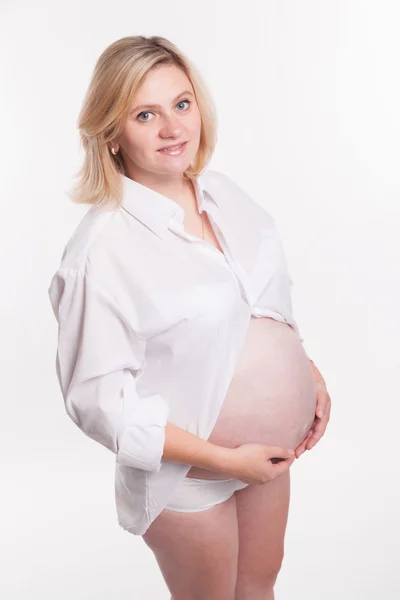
[{"x1": 1, "y1": 0, "x2": 399, "y2": 598}]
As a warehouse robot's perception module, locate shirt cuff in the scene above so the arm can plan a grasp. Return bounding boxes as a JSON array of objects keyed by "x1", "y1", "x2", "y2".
[{"x1": 116, "y1": 393, "x2": 170, "y2": 473}]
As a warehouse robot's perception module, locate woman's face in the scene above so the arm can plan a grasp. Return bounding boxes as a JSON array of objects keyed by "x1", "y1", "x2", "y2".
[{"x1": 115, "y1": 63, "x2": 202, "y2": 178}]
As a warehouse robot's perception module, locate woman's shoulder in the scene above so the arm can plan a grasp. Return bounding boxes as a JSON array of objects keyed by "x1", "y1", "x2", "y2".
[{"x1": 55, "y1": 203, "x2": 125, "y2": 272}]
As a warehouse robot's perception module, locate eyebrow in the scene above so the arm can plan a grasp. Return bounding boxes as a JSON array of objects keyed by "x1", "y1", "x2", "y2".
[{"x1": 130, "y1": 90, "x2": 194, "y2": 114}]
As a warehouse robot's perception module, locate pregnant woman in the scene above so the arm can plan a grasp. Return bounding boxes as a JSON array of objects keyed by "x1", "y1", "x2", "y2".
[{"x1": 49, "y1": 36, "x2": 331, "y2": 600}]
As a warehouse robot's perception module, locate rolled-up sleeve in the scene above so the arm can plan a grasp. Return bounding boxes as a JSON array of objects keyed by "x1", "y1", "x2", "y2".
[{"x1": 48, "y1": 268, "x2": 169, "y2": 472}]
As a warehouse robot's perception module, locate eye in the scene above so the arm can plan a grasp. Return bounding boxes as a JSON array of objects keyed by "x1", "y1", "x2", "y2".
[
  {"x1": 176, "y1": 99, "x2": 191, "y2": 111},
  {"x1": 136, "y1": 99, "x2": 191, "y2": 122},
  {"x1": 137, "y1": 111, "x2": 154, "y2": 122}
]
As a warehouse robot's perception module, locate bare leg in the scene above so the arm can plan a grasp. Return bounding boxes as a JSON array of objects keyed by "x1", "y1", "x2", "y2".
[
  {"x1": 234, "y1": 470, "x2": 291, "y2": 600},
  {"x1": 142, "y1": 493, "x2": 240, "y2": 600}
]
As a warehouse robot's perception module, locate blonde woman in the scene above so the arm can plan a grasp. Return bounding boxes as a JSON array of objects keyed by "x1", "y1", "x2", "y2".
[{"x1": 48, "y1": 35, "x2": 331, "y2": 600}]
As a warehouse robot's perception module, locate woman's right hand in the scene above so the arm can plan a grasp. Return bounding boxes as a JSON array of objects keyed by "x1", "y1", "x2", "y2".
[{"x1": 223, "y1": 443, "x2": 296, "y2": 485}]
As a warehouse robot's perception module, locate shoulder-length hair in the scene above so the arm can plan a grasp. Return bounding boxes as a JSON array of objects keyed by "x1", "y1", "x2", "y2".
[{"x1": 68, "y1": 35, "x2": 218, "y2": 209}]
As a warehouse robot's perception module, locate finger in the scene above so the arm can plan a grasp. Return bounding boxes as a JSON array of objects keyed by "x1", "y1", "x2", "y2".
[
  {"x1": 270, "y1": 446, "x2": 297, "y2": 458},
  {"x1": 272, "y1": 456, "x2": 296, "y2": 475},
  {"x1": 295, "y1": 429, "x2": 314, "y2": 457},
  {"x1": 306, "y1": 407, "x2": 330, "y2": 450},
  {"x1": 294, "y1": 434, "x2": 311, "y2": 458},
  {"x1": 296, "y1": 430, "x2": 311, "y2": 453},
  {"x1": 294, "y1": 440, "x2": 307, "y2": 458},
  {"x1": 315, "y1": 394, "x2": 325, "y2": 417},
  {"x1": 315, "y1": 389, "x2": 331, "y2": 419}
]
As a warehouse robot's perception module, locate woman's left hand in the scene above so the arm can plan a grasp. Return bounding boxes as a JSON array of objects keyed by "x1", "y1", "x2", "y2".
[{"x1": 294, "y1": 362, "x2": 331, "y2": 459}]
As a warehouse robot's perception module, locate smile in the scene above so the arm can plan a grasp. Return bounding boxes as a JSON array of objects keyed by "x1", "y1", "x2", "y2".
[{"x1": 158, "y1": 141, "x2": 188, "y2": 155}]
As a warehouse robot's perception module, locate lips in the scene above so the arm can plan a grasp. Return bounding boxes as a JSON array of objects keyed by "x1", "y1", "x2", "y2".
[{"x1": 158, "y1": 141, "x2": 187, "y2": 151}]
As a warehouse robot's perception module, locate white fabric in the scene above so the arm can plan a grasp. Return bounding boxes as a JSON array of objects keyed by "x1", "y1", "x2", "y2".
[{"x1": 48, "y1": 168, "x2": 304, "y2": 535}]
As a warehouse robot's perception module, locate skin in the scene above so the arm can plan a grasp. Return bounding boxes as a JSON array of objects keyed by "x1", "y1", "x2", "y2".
[
  {"x1": 110, "y1": 63, "x2": 332, "y2": 599},
  {"x1": 294, "y1": 362, "x2": 331, "y2": 458},
  {"x1": 108, "y1": 62, "x2": 201, "y2": 210}
]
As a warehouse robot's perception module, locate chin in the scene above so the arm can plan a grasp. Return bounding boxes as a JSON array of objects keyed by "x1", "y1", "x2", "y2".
[{"x1": 159, "y1": 160, "x2": 193, "y2": 174}]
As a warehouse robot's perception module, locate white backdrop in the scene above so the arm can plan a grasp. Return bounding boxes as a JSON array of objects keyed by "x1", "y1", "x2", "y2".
[{"x1": 1, "y1": 1, "x2": 399, "y2": 598}]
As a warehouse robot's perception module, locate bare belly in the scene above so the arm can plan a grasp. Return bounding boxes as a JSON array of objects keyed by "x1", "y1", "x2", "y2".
[{"x1": 186, "y1": 316, "x2": 317, "y2": 479}]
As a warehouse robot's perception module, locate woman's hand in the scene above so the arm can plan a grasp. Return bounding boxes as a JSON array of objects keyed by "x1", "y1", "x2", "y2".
[
  {"x1": 223, "y1": 443, "x2": 296, "y2": 485},
  {"x1": 294, "y1": 361, "x2": 331, "y2": 458}
]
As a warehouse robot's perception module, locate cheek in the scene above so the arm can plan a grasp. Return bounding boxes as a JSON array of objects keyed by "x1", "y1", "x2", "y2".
[
  {"x1": 189, "y1": 107, "x2": 202, "y2": 136},
  {"x1": 125, "y1": 129, "x2": 153, "y2": 158}
]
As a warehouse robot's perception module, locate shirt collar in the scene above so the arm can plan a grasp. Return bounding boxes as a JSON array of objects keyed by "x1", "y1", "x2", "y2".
[{"x1": 120, "y1": 171, "x2": 219, "y2": 239}]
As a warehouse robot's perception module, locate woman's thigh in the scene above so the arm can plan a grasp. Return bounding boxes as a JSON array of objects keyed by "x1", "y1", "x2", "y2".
[
  {"x1": 234, "y1": 470, "x2": 291, "y2": 597},
  {"x1": 142, "y1": 492, "x2": 240, "y2": 600}
]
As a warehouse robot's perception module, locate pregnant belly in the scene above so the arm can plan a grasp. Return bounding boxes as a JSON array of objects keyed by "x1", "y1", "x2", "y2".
[{"x1": 186, "y1": 316, "x2": 317, "y2": 479}]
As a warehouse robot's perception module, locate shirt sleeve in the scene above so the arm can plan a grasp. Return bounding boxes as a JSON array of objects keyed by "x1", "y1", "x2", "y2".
[
  {"x1": 273, "y1": 229, "x2": 304, "y2": 343},
  {"x1": 212, "y1": 169, "x2": 305, "y2": 344},
  {"x1": 48, "y1": 268, "x2": 170, "y2": 472},
  {"x1": 252, "y1": 224, "x2": 305, "y2": 344}
]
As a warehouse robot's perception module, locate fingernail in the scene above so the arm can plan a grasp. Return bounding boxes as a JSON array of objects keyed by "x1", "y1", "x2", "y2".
[{"x1": 317, "y1": 410, "x2": 324, "y2": 418}]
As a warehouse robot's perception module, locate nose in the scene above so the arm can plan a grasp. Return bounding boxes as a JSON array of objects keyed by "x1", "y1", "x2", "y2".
[{"x1": 159, "y1": 114, "x2": 184, "y2": 140}]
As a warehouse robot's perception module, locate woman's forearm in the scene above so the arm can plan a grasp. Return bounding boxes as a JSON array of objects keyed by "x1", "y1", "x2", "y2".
[{"x1": 162, "y1": 422, "x2": 231, "y2": 472}]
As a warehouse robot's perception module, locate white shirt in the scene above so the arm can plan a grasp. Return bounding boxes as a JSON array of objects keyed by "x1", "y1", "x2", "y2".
[{"x1": 48, "y1": 168, "x2": 304, "y2": 536}]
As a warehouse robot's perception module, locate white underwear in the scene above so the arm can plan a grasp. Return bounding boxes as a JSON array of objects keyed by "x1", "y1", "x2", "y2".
[{"x1": 164, "y1": 476, "x2": 250, "y2": 512}]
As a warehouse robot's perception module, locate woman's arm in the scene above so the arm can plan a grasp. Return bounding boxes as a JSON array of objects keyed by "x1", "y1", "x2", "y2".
[{"x1": 163, "y1": 422, "x2": 232, "y2": 471}]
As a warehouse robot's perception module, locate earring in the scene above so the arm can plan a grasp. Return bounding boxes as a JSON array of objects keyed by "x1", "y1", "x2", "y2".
[{"x1": 111, "y1": 147, "x2": 117, "y2": 155}]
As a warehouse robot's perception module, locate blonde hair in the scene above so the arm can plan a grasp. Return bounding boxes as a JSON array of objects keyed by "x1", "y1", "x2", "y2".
[{"x1": 68, "y1": 35, "x2": 218, "y2": 208}]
